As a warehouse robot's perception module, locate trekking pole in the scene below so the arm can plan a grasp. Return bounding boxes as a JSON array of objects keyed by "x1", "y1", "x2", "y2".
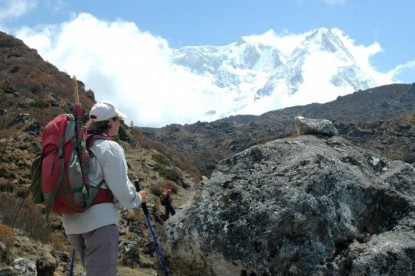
[
  {"x1": 11, "y1": 188, "x2": 28, "y2": 229},
  {"x1": 72, "y1": 75, "x2": 88, "y2": 186},
  {"x1": 72, "y1": 75, "x2": 80, "y2": 106},
  {"x1": 69, "y1": 248, "x2": 75, "y2": 276},
  {"x1": 69, "y1": 76, "x2": 83, "y2": 276},
  {"x1": 133, "y1": 179, "x2": 169, "y2": 276}
]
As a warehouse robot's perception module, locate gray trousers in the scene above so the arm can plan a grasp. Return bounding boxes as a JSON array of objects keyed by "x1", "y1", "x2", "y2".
[{"x1": 67, "y1": 224, "x2": 118, "y2": 276}]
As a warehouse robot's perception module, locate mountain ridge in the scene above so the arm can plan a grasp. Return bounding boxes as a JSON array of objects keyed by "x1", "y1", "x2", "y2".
[
  {"x1": 140, "y1": 83, "x2": 415, "y2": 177},
  {"x1": 171, "y1": 27, "x2": 381, "y2": 121},
  {"x1": 1, "y1": 29, "x2": 414, "y2": 275}
]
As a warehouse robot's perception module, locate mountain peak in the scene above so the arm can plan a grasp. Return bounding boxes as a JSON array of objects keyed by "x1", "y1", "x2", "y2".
[
  {"x1": 303, "y1": 27, "x2": 349, "y2": 54},
  {"x1": 170, "y1": 28, "x2": 384, "y2": 122}
]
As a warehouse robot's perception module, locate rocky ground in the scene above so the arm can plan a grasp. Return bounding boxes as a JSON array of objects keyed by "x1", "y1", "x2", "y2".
[
  {"x1": 1, "y1": 184, "x2": 204, "y2": 276},
  {"x1": 0, "y1": 131, "x2": 204, "y2": 275},
  {"x1": 159, "y1": 118, "x2": 415, "y2": 275}
]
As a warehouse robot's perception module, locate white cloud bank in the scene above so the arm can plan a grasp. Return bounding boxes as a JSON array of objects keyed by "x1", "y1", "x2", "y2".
[
  {"x1": 6, "y1": 13, "x2": 400, "y2": 127},
  {"x1": 16, "y1": 13, "x2": 232, "y2": 127}
]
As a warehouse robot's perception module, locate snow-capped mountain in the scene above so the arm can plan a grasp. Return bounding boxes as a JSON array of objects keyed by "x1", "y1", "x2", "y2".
[{"x1": 170, "y1": 27, "x2": 379, "y2": 120}]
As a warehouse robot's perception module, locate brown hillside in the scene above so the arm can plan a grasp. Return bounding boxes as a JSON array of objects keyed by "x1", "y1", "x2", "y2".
[
  {"x1": 0, "y1": 32, "x2": 96, "y2": 128},
  {"x1": 141, "y1": 83, "x2": 415, "y2": 177},
  {"x1": 0, "y1": 31, "x2": 201, "y2": 275}
]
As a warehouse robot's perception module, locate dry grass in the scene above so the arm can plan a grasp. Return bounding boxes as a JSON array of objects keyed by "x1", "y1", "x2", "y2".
[
  {"x1": 118, "y1": 266, "x2": 158, "y2": 276},
  {"x1": 0, "y1": 31, "x2": 201, "y2": 275},
  {"x1": 0, "y1": 178, "x2": 13, "y2": 193},
  {"x1": 149, "y1": 181, "x2": 178, "y2": 197},
  {"x1": 0, "y1": 193, "x2": 53, "y2": 243},
  {"x1": 133, "y1": 130, "x2": 201, "y2": 182},
  {"x1": 0, "y1": 223, "x2": 15, "y2": 264},
  {"x1": 0, "y1": 223, "x2": 15, "y2": 252}
]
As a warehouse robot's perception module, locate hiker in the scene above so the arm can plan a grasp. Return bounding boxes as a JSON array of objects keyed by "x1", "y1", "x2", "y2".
[
  {"x1": 161, "y1": 188, "x2": 176, "y2": 220},
  {"x1": 62, "y1": 101, "x2": 147, "y2": 276}
]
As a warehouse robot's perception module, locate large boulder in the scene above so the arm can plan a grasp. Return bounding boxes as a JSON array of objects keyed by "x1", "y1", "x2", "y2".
[
  {"x1": 160, "y1": 132, "x2": 415, "y2": 275},
  {"x1": 294, "y1": 116, "x2": 339, "y2": 136}
]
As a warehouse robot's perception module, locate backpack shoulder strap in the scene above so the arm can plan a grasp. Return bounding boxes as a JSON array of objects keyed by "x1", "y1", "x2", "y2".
[{"x1": 84, "y1": 134, "x2": 114, "y2": 207}]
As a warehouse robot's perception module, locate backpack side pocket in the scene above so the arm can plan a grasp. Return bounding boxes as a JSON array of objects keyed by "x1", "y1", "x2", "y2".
[{"x1": 30, "y1": 154, "x2": 44, "y2": 204}]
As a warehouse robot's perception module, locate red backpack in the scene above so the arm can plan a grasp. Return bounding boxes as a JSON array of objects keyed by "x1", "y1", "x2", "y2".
[{"x1": 31, "y1": 114, "x2": 113, "y2": 215}]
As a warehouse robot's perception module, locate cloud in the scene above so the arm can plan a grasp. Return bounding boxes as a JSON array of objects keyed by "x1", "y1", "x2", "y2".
[
  {"x1": 12, "y1": 15, "x2": 396, "y2": 128},
  {"x1": 0, "y1": 0, "x2": 37, "y2": 21},
  {"x1": 47, "y1": 0, "x2": 66, "y2": 13},
  {"x1": 282, "y1": 51, "x2": 353, "y2": 107},
  {"x1": 231, "y1": 28, "x2": 395, "y2": 113},
  {"x1": 392, "y1": 60, "x2": 415, "y2": 77},
  {"x1": 331, "y1": 28, "x2": 394, "y2": 84},
  {"x1": 386, "y1": 60, "x2": 415, "y2": 84},
  {"x1": 16, "y1": 13, "x2": 230, "y2": 127}
]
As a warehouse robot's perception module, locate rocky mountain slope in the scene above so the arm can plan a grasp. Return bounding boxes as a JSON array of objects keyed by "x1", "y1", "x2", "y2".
[
  {"x1": 140, "y1": 83, "x2": 415, "y2": 177},
  {"x1": 160, "y1": 120, "x2": 415, "y2": 275},
  {"x1": 1, "y1": 29, "x2": 415, "y2": 275},
  {"x1": 0, "y1": 31, "x2": 201, "y2": 275}
]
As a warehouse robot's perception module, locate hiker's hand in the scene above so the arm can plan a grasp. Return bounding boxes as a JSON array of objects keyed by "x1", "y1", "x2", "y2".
[{"x1": 138, "y1": 190, "x2": 147, "y2": 203}]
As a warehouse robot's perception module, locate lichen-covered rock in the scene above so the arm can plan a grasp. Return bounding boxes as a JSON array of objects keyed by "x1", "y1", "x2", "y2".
[
  {"x1": 295, "y1": 116, "x2": 338, "y2": 136},
  {"x1": 12, "y1": 258, "x2": 36, "y2": 276},
  {"x1": 160, "y1": 135, "x2": 415, "y2": 275}
]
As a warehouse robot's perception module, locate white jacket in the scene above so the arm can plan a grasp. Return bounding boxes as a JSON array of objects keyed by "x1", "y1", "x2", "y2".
[{"x1": 62, "y1": 138, "x2": 142, "y2": 234}]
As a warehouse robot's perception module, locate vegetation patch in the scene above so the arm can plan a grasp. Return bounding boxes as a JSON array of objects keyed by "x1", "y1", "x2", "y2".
[
  {"x1": 29, "y1": 98, "x2": 50, "y2": 108},
  {"x1": 0, "y1": 193, "x2": 53, "y2": 243},
  {"x1": 0, "y1": 223, "x2": 15, "y2": 261},
  {"x1": 152, "y1": 153, "x2": 181, "y2": 182},
  {"x1": 150, "y1": 181, "x2": 178, "y2": 196}
]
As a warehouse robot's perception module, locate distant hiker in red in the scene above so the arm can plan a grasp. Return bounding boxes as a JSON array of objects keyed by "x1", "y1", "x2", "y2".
[
  {"x1": 62, "y1": 101, "x2": 147, "y2": 276},
  {"x1": 161, "y1": 188, "x2": 176, "y2": 220}
]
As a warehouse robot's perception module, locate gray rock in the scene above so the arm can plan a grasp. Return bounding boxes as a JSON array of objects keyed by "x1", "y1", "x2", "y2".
[
  {"x1": 119, "y1": 240, "x2": 141, "y2": 267},
  {"x1": 0, "y1": 268, "x2": 13, "y2": 276},
  {"x1": 35, "y1": 250, "x2": 57, "y2": 276},
  {"x1": 160, "y1": 135, "x2": 415, "y2": 275},
  {"x1": 24, "y1": 122, "x2": 41, "y2": 135},
  {"x1": 295, "y1": 116, "x2": 339, "y2": 136},
  {"x1": 12, "y1": 258, "x2": 36, "y2": 276}
]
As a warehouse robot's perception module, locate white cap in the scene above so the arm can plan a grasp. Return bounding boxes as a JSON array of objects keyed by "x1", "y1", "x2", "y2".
[{"x1": 89, "y1": 101, "x2": 127, "y2": 122}]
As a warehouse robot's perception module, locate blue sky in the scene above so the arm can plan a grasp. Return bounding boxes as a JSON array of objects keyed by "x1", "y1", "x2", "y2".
[
  {"x1": 0, "y1": 0, "x2": 414, "y2": 127},
  {"x1": 3, "y1": 0, "x2": 414, "y2": 78}
]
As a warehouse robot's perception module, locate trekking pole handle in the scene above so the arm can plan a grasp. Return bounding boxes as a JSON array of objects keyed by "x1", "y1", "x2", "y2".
[{"x1": 133, "y1": 178, "x2": 149, "y2": 215}]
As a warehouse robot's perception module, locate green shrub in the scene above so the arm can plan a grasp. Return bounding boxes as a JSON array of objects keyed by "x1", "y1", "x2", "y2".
[
  {"x1": 149, "y1": 181, "x2": 178, "y2": 196},
  {"x1": 152, "y1": 153, "x2": 170, "y2": 166},
  {"x1": 152, "y1": 153, "x2": 181, "y2": 182},
  {"x1": 29, "y1": 98, "x2": 50, "y2": 108},
  {"x1": 153, "y1": 163, "x2": 181, "y2": 182}
]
